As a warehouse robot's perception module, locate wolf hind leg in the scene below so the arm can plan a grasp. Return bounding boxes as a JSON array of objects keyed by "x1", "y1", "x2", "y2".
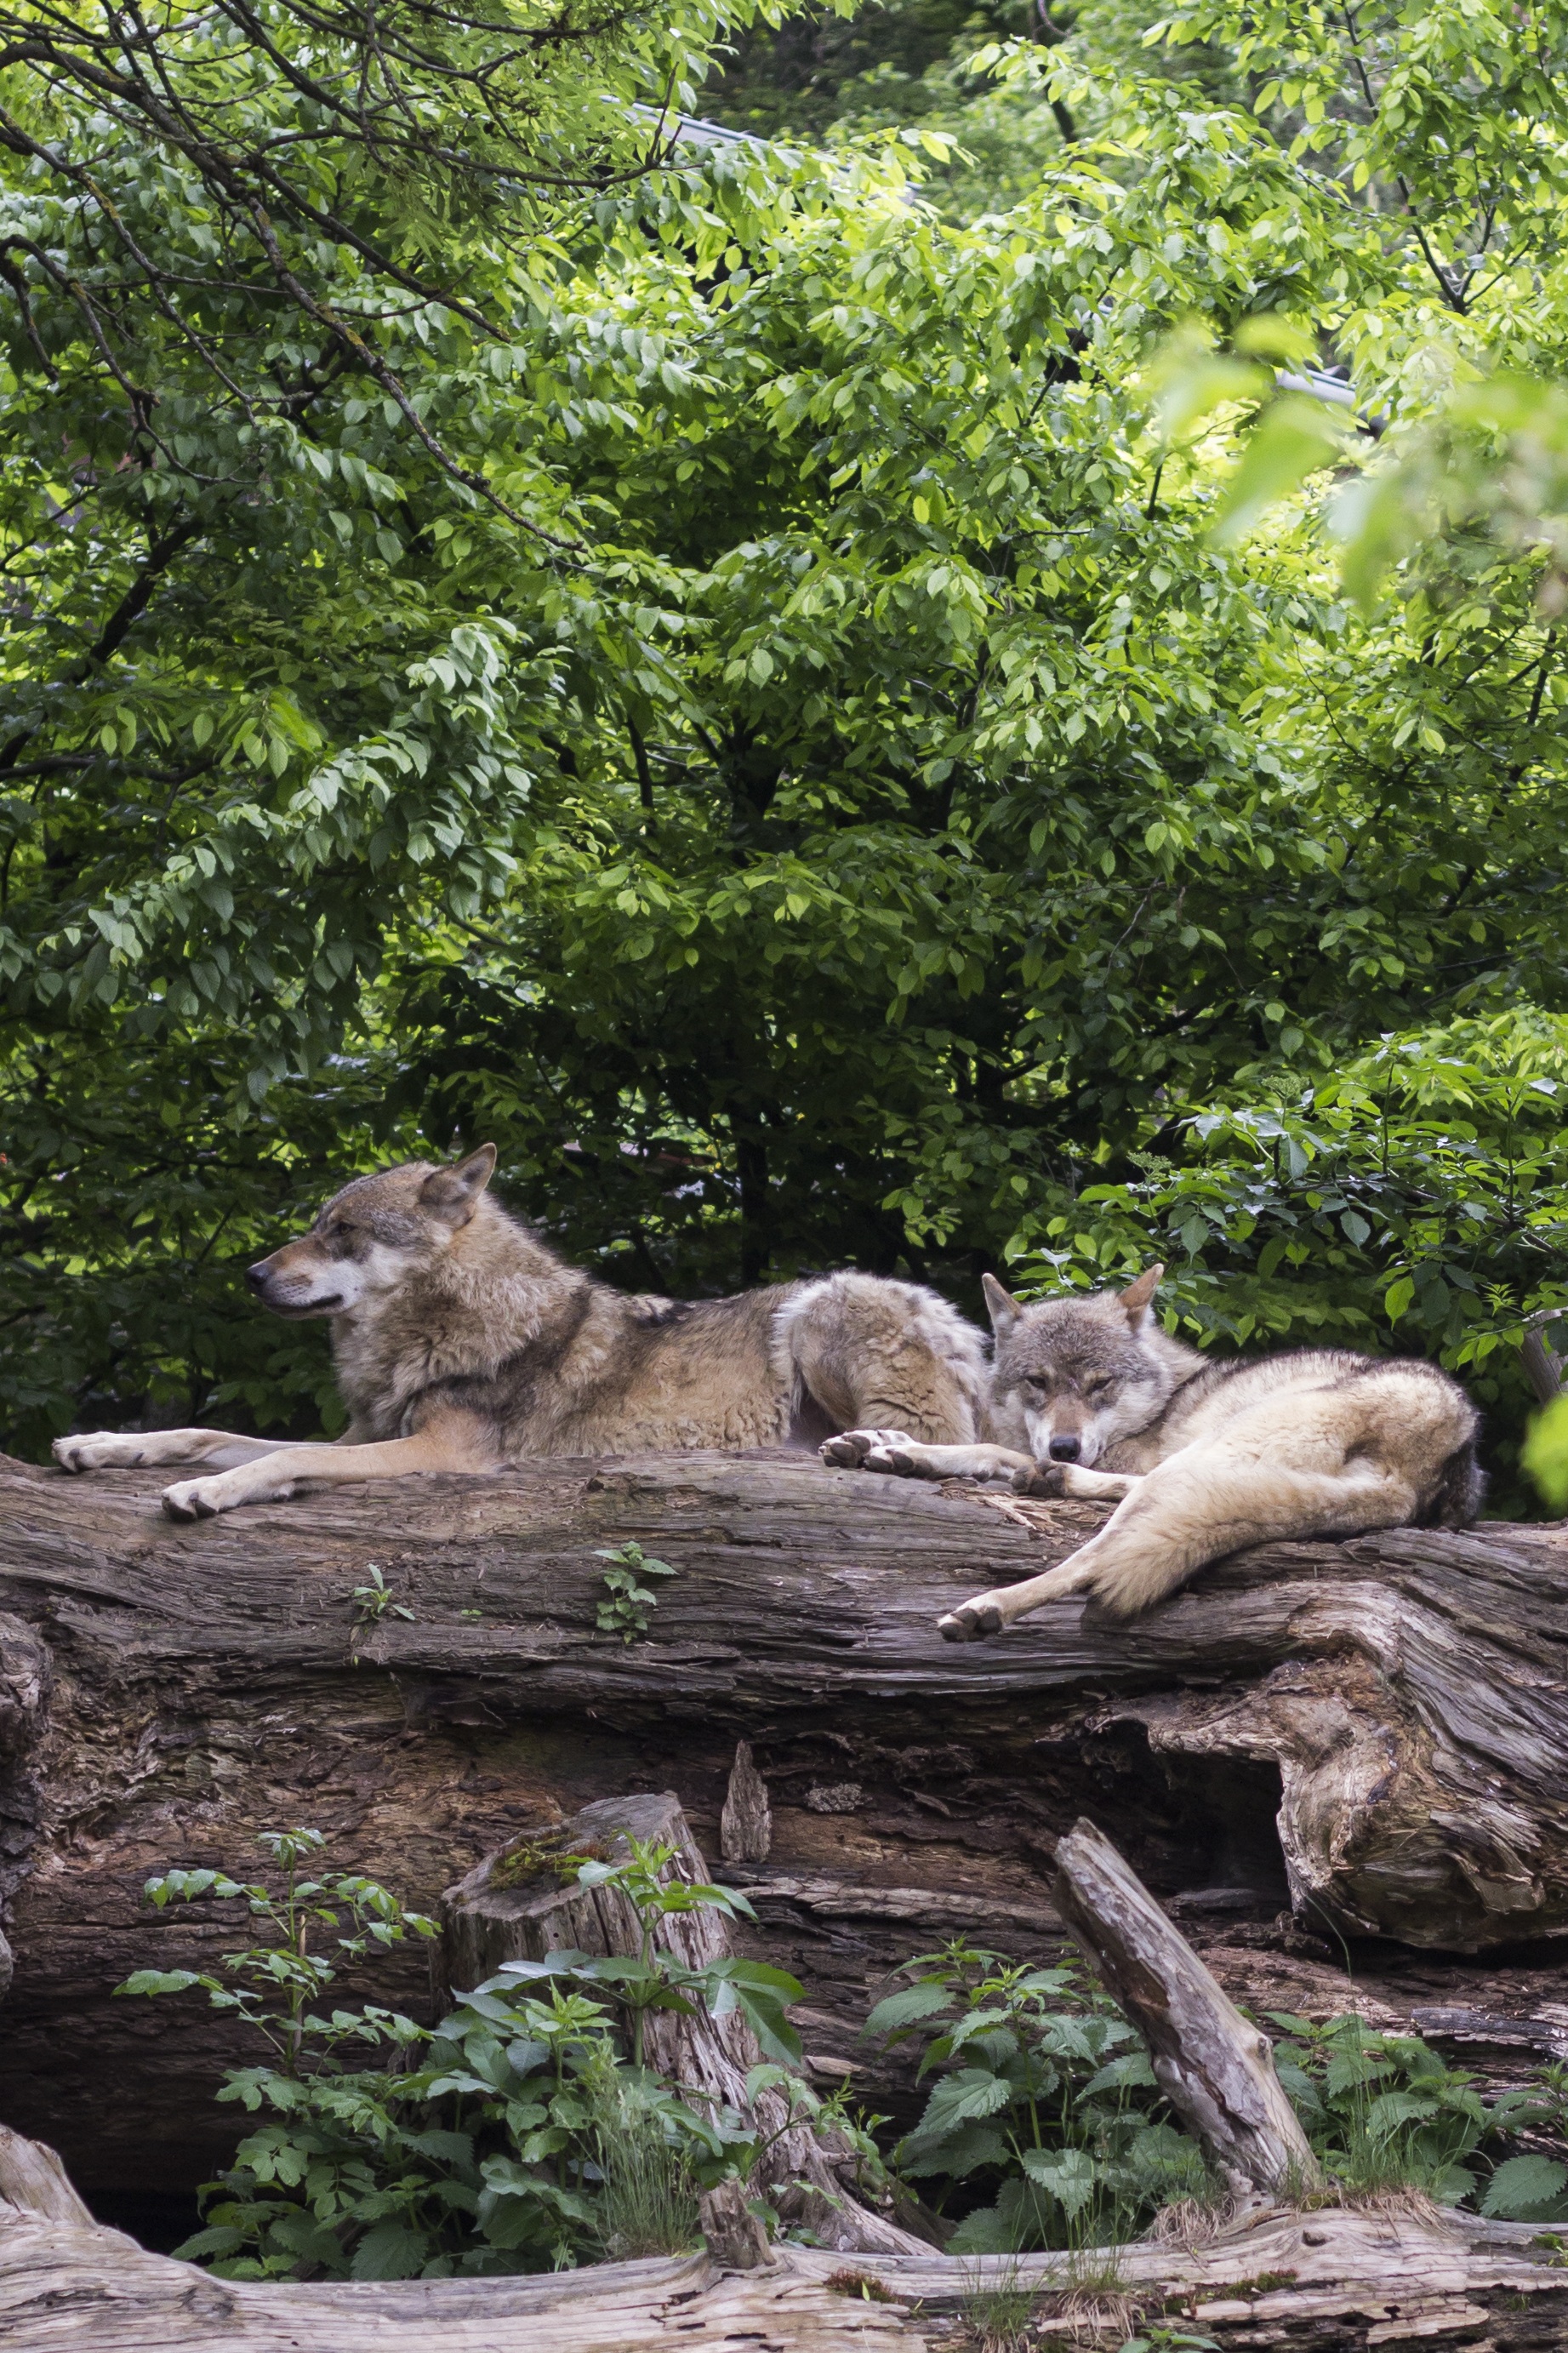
[
  {"x1": 939, "y1": 1449, "x2": 1419, "y2": 1639},
  {"x1": 781, "y1": 1273, "x2": 990, "y2": 1449}
]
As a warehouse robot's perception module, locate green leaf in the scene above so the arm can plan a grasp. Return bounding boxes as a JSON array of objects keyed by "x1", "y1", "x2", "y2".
[
  {"x1": 350, "y1": 2222, "x2": 433, "y2": 2280},
  {"x1": 1211, "y1": 398, "x2": 1346, "y2": 547},
  {"x1": 1483, "y1": 2154, "x2": 1568, "y2": 2219}
]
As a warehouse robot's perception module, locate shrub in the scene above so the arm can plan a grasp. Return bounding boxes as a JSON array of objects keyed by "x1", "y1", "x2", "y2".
[
  {"x1": 862, "y1": 1941, "x2": 1210, "y2": 2252},
  {"x1": 115, "y1": 1827, "x2": 793, "y2": 2278}
]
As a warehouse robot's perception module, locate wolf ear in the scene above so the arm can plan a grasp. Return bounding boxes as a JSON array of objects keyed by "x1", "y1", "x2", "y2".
[
  {"x1": 982, "y1": 1272, "x2": 1021, "y2": 1337},
  {"x1": 1117, "y1": 1262, "x2": 1165, "y2": 1327},
  {"x1": 419, "y1": 1143, "x2": 498, "y2": 1225}
]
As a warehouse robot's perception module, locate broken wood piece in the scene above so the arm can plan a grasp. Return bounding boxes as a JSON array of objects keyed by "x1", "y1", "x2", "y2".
[
  {"x1": 697, "y1": 2175, "x2": 773, "y2": 2270},
  {"x1": 1052, "y1": 1816, "x2": 1323, "y2": 2199},
  {"x1": 720, "y1": 1740, "x2": 772, "y2": 1863},
  {"x1": 0, "y1": 2124, "x2": 97, "y2": 2228},
  {"x1": 440, "y1": 1790, "x2": 928, "y2": 2258}
]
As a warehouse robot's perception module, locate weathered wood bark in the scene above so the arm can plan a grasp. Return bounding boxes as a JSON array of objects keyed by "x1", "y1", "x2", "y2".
[
  {"x1": 1053, "y1": 1818, "x2": 1322, "y2": 2197},
  {"x1": 720, "y1": 1742, "x2": 771, "y2": 1864},
  {"x1": 440, "y1": 1790, "x2": 929, "y2": 2255},
  {"x1": 0, "y1": 1444, "x2": 1565, "y2": 2213},
  {"x1": 6, "y1": 2126, "x2": 1568, "y2": 2350}
]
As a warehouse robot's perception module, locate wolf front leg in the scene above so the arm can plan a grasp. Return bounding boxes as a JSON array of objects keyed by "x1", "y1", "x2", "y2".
[
  {"x1": 54, "y1": 1428, "x2": 323, "y2": 1474},
  {"x1": 939, "y1": 1443, "x2": 1420, "y2": 1639},
  {"x1": 819, "y1": 1431, "x2": 1035, "y2": 1481},
  {"x1": 161, "y1": 1414, "x2": 499, "y2": 1521}
]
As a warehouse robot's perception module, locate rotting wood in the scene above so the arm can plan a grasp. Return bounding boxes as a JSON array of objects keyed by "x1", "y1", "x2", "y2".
[
  {"x1": 1, "y1": 1444, "x2": 1566, "y2": 2204},
  {"x1": 1052, "y1": 1818, "x2": 1323, "y2": 2199},
  {"x1": 441, "y1": 1790, "x2": 931, "y2": 2258},
  {"x1": 4, "y1": 2126, "x2": 1567, "y2": 2352},
  {"x1": 720, "y1": 1741, "x2": 771, "y2": 1864},
  {"x1": 721, "y1": 1869, "x2": 1059, "y2": 1934}
]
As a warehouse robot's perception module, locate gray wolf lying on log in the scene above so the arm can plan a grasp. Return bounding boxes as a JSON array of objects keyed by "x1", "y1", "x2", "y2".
[
  {"x1": 820, "y1": 1265, "x2": 1483, "y2": 1639},
  {"x1": 52, "y1": 1145, "x2": 992, "y2": 1522}
]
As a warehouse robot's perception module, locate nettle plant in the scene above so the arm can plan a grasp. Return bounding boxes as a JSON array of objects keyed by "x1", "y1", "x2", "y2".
[
  {"x1": 863, "y1": 1941, "x2": 1209, "y2": 2252},
  {"x1": 115, "y1": 1828, "x2": 811, "y2": 2278},
  {"x1": 1270, "y1": 2014, "x2": 1568, "y2": 2220}
]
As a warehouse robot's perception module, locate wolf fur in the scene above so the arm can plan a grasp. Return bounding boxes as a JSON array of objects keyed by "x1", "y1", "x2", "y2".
[
  {"x1": 52, "y1": 1145, "x2": 991, "y2": 1521},
  {"x1": 819, "y1": 1264, "x2": 1484, "y2": 1636}
]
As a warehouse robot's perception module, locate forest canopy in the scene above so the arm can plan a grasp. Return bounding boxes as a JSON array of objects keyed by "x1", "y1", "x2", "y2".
[{"x1": 1, "y1": 0, "x2": 1565, "y2": 1496}]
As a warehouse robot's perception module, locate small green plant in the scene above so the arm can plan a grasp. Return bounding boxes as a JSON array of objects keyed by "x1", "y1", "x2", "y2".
[
  {"x1": 348, "y1": 1565, "x2": 414, "y2": 1660},
  {"x1": 489, "y1": 1835, "x2": 802, "y2": 2070},
  {"x1": 1270, "y1": 2013, "x2": 1568, "y2": 2218},
  {"x1": 1271, "y1": 2012, "x2": 1492, "y2": 2201},
  {"x1": 1482, "y1": 2066, "x2": 1568, "y2": 2221},
  {"x1": 862, "y1": 1940, "x2": 1209, "y2": 2253},
  {"x1": 594, "y1": 1542, "x2": 677, "y2": 1643},
  {"x1": 586, "y1": 2050, "x2": 703, "y2": 2259},
  {"x1": 959, "y1": 2252, "x2": 1035, "y2": 2351},
  {"x1": 115, "y1": 1828, "x2": 790, "y2": 2279}
]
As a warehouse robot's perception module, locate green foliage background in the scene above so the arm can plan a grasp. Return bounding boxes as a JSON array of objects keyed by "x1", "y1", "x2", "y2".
[{"x1": 2, "y1": 0, "x2": 1565, "y2": 1497}]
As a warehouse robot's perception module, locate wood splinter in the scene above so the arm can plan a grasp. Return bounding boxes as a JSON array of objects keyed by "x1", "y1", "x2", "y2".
[{"x1": 720, "y1": 1740, "x2": 772, "y2": 1865}]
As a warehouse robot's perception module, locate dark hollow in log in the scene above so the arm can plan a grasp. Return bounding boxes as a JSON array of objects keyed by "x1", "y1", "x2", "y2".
[
  {"x1": 1052, "y1": 1817, "x2": 1322, "y2": 2196},
  {"x1": 0, "y1": 1445, "x2": 1565, "y2": 2215}
]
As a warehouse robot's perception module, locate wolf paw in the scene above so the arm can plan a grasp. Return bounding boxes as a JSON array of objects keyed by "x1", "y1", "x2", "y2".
[
  {"x1": 818, "y1": 1428, "x2": 915, "y2": 1471},
  {"x1": 53, "y1": 1433, "x2": 145, "y2": 1474},
  {"x1": 162, "y1": 1477, "x2": 227, "y2": 1522},
  {"x1": 870, "y1": 1444, "x2": 945, "y2": 1480},
  {"x1": 1011, "y1": 1463, "x2": 1066, "y2": 1499},
  {"x1": 938, "y1": 1600, "x2": 1005, "y2": 1642}
]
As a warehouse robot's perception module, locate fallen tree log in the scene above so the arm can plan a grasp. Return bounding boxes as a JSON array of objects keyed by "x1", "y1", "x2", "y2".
[
  {"x1": 0, "y1": 1444, "x2": 1565, "y2": 2216},
  {"x1": 4, "y1": 2124, "x2": 1568, "y2": 2352}
]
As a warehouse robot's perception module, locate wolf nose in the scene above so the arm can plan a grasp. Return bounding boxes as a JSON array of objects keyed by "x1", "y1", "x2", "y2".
[
  {"x1": 244, "y1": 1264, "x2": 271, "y2": 1294},
  {"x1": 1048, "y1": 1436, "x2": 1081, "y2": 1462}
]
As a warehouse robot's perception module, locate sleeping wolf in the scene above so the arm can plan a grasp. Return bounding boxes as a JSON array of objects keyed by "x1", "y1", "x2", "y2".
[
  {"x1": 52, "y1": 1145, "x2": 990, "y2": 1521},
  {"x1": 819, "y1": 1264, "x2": 1483, "y2": 1639}
]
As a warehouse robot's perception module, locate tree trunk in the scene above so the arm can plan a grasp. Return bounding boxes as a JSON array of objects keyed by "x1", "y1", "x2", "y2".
[{"x1": 0, "y1": 1445, "x2": 1565, "y2": 2218}]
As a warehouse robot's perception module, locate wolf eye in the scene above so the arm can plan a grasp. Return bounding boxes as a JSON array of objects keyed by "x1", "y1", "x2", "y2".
[{"x1": 1086, "y1": 1378, "x2": 1111, "y2": 1397}]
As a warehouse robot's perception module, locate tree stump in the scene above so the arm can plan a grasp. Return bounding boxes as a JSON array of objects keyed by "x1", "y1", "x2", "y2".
[{"x1": 441, "y1": 1790, "x2": 930, "y2": 2256}]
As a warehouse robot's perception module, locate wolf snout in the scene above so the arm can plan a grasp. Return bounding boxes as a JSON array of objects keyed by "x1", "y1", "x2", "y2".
[
  {"x1": 245, "y1": 1263, "x2": 272, "y2": 1294},
  {"x1": 1047, "y1": 1434, "x2": 1082, "y2": 1462}
]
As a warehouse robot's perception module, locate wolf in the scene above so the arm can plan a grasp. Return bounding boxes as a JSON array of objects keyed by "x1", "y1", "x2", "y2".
[
  {"x1": 51, "y1": 1145, "x2": 992, "y2": 1521},
  {"x1": 818, "y1": 1264, "x2": 1483, "y2": 1638}
]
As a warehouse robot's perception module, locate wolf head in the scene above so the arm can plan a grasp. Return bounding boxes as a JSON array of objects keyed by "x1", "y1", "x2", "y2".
[
  {"x1": 246, "y1": 1145, "x2": 499, "y2": 1318},
  {"x1": 983, "y1": 1265, "x2": 1193, "y2": 1465}
]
